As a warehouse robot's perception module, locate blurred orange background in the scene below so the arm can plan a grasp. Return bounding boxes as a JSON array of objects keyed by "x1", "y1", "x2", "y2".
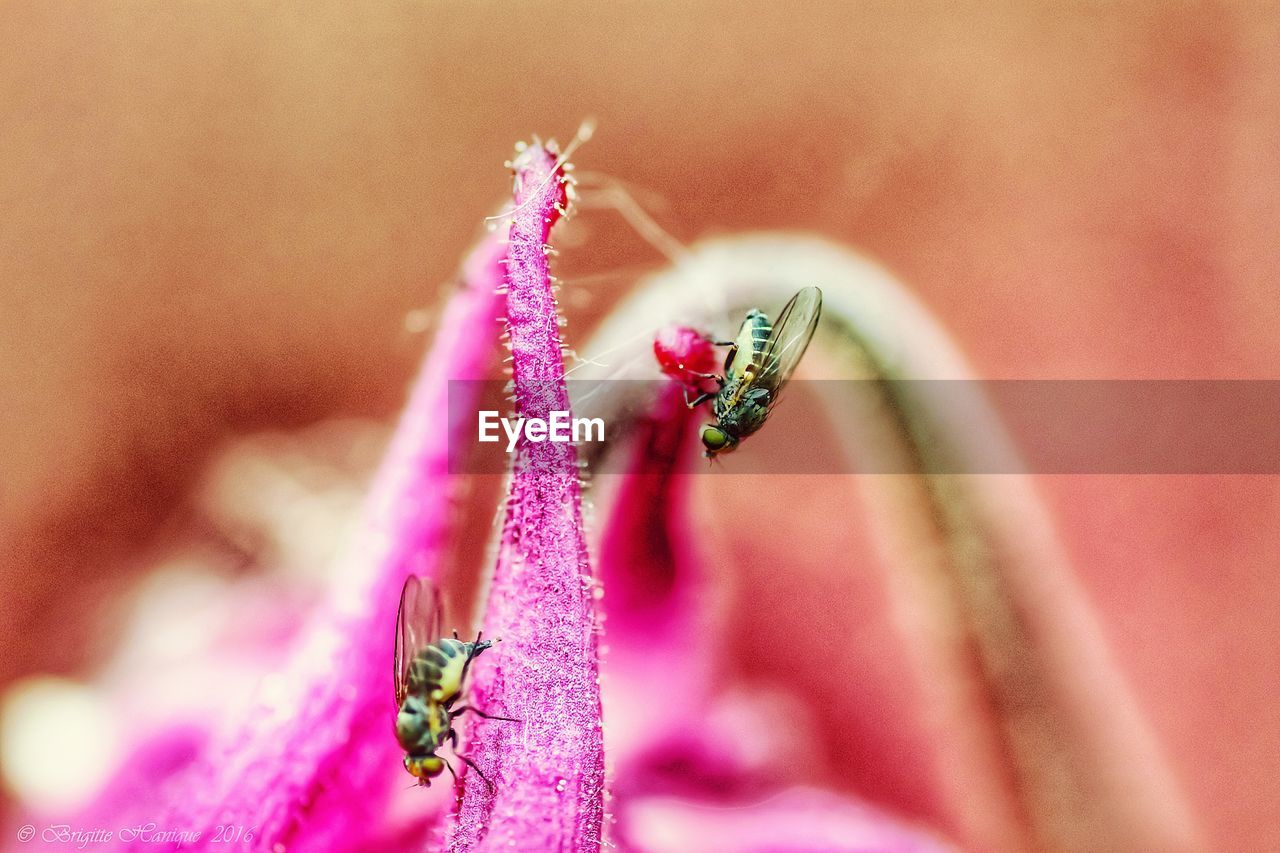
[{"x1": 2, "y1": 2, "x2": 1277, "y2": 849}]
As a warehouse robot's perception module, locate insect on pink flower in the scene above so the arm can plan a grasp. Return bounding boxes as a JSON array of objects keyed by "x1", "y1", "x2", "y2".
[{"x1": 33, "y1": 131, "x2": 1197, "y2": 853}]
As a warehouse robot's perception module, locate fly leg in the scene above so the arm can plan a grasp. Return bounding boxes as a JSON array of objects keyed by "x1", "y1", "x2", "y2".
[
  {"x1": 443, "y1": 728, "x2": 496, "y2": 793},
  {"x1": 451, "y1": 705, "x2": 521, "y2": 723},
  {"x1": 719, "y1": 341, "x2": 738, "y2": 374},
  {"x1": 684, "y1": 387, "x2": 716, "y2": 409},
  {"x1": 457, "y1": 630, "x2": 489, "y2": 690},
  {"x1": 460, "y1": 753, "x2": 494, "y2": 794}
]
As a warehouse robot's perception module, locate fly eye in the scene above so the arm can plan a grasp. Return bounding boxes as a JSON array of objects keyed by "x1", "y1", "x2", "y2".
[{"x1": 700, "y1": 425, "x2": 729, "y2": 451}]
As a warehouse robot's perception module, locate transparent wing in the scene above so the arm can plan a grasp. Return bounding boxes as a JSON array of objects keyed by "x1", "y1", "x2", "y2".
[
  {"x1": 754, "y1": 286, "x2": 822, "y2": 399},
  {"x1": 394, "y1": 575, "x2": 442, "y2": 707}
]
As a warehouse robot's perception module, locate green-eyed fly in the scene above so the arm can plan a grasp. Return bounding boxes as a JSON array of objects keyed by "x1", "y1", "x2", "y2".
[
  {"x1": 394, "y1": 575, "x2": 515, "y2": 789},
  {"x1": 686, "y1": 286, "x2": 823, "y2": 457}
]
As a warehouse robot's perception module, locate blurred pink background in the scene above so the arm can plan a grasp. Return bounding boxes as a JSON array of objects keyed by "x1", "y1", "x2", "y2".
[{"x1": 2, "y1": 3, "x2": 1277, "y2": 849}]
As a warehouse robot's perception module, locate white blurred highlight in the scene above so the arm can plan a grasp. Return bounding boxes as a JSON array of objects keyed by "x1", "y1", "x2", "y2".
[{"x1": 0, "y1": 676, "x2": 121, "y2": 811}]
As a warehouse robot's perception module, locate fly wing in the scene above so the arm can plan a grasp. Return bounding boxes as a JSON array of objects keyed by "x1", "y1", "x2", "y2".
[
  {"x1": 754, "y1": 286, "x2": 822, "y2": 401},
  {"x1": 394, "y1": 575, "x2": 442, "y2": 707}
]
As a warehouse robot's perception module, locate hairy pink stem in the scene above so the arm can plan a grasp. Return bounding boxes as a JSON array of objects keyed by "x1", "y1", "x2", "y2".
[
  {"x1": 445, "y1": 144, "x2": 605, "y2": 851},
  {"x1": 115, "y1": 235, "x2": 507, "y2": 852}
]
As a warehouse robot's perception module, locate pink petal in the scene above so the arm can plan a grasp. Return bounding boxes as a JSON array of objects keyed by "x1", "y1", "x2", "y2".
[
  {"x1": 96, "y1": 233, "x2": 508, "y2": 851},
  {"x1": 595, "y1": 377, "x2": 719, "y2": 780}
]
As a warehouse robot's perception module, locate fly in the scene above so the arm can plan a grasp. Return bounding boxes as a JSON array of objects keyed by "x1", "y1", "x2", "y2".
[
  {"x1": 393, "y1": 575, "x2": 516, "y2": 789},
  {"x1": 685, "y1": 286, "x2": 822, "y2": 457}
]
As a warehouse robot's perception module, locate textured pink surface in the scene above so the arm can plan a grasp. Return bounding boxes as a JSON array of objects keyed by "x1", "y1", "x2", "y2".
[
  {"x1": 444, "y1": 144, "x2": 606, "y2": 850},
  {"x1": 99, "y1": 235, "x2": 508, "y2": 852}
]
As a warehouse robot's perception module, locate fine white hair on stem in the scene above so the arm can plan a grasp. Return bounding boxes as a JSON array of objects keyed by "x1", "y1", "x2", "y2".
[
  {"x1": 485, "y1": 119, "x2": 596, "y2": 225},
  {"x1": 571, "y1": 173, "x2": 691, "y2": 265}
]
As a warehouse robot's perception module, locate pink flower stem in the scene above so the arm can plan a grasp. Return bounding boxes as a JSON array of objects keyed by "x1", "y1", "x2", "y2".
[{"x1": 446, "y1": 144, "x2": 605, "y2": 851}]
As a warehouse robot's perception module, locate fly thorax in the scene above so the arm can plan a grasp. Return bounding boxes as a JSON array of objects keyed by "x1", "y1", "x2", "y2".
[{"x1": 426, "y1": 701, "x2": 451, "y2": 743}]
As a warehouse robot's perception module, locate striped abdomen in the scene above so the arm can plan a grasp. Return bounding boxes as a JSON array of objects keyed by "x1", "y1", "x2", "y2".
[
  {"x1": 408, "y1": 638, "x2": 491, "y2": 705},
  {"x1": 719, "y1": 309, "x2": 772, "y2": 410}
]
